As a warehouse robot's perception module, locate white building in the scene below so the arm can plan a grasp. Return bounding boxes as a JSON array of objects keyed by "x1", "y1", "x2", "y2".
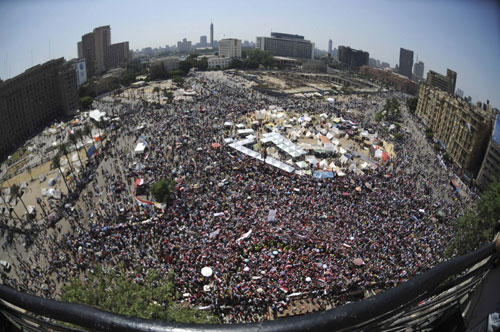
[
  {"x1": 218, "y1": 38, "x2": 241, "y2": 58},
  {"x1": 208, "y1": 57, "x2": 232, "y2": 69}
]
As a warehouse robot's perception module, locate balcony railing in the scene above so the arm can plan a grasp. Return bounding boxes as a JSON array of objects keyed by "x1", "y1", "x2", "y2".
[{"x1": 0, "y1": 241, "x2": 498, "y2": 332}]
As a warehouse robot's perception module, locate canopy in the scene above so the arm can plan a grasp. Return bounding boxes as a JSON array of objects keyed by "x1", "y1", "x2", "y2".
[
  {"x1": 134, "y1": 142, "x2": 147, "y2": 154},
  {"x1": 201, "y1": 267, "x2": 213, "y2": 277},
  {"x1": 89, "y1": 109, "x2": 106, "y2": 122}
]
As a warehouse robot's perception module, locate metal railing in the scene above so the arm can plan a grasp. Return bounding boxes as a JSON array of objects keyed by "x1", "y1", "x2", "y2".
[{"x1": 0, "y1": 242, "x2": 498, "y2": 332}]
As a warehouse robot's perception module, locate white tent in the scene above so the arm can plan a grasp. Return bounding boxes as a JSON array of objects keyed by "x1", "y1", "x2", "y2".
[
  {"x1": 89, "y1": 109, "x2": 106, "y2": 122},
  {"x1": 339, "y1": 155, "x2": 349, "y2": 165},
  {"x1": 134, "y1": 142, "x2": 147, "y2": 154}
]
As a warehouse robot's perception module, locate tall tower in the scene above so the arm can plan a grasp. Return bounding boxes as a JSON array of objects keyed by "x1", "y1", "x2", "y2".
[
  {"x1": 328, "y1": 39, "x2": 333, "y2": 55},
  {"x1": 210, "y1": 21, "x2": 214, "y2": 48}
]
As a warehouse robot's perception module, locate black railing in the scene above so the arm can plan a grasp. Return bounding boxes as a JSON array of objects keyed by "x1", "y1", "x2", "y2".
[{"x1": 0, "y1": 241, "x2": 498, "y2": 332}]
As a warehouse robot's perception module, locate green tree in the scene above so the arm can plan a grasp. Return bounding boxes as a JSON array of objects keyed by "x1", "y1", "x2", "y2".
[
  {"x1": 68, "y1": 133, "x2": 84, "y2": 170},
  {"x1": 74, "y1": 129, "x2": 88, "y2": 157},
  {"x1": 228, "y1": 58, "x2": 244, "y2": 69},
  {"x1": 1, "y1": 191, "x2": 20, "y2": 221},
  {"x1": 172, "y1": 76, "x2": 184, "y2": 87},
  {"x1": 10, "y1": 184, "x2": 30, "y2": 218},
  {"x1": 407, "y1": 97, "x2": 418, "y2": 113},
  {"x1": 51, "y1": 154, "x2": 70, "y2": 193},
  {"x1": 80, "y1": 96, "x2": 94, "y2": 110},
  {"x1": 446, "y1": 178, "x2": 500, "y2": 257},
  {"x1": 61, "y1": 266, "x2": 219, "y2": 323},
  {"x1": 59, "y1": 143, "x2": 75, "y2": 182},
  {"x1": 150, "y1": 179, "x2": 176, "y2": 205},
  {"x1": 179, "y1": 60, "x2": 193, "y2": 75},
  {"x1": 150, "y1": 63, "x2": 168, "y2": 81}
]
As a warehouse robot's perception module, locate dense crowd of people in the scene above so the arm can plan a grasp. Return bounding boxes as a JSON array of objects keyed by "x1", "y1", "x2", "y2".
[{"x1": 1, "y1": 71, "x2": 473, "y2": 323}]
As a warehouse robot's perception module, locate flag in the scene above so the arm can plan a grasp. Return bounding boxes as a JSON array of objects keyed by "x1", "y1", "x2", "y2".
[
  {"x1": 279, "y1": 286, "x2": 289, "y2": 293},
  {"x1": 236, "y1": 230, "x2": 252, "y2": 244}
]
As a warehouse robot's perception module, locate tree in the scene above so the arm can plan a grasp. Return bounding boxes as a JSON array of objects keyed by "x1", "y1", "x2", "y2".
[
  {"x1": 80, "y1": 96, "x2": 94, "y2": 110},
  {"x1": 179, "y1": 60, "x2": 193, "y2": 75},
  {"x1": 68, "y1": 133, "x2": 84, "y2": 171},
  {"x1": 61, "y1": 266, "x2": 219, "y2": 323},
  {"x1": 83, "y1": 123, "x2": 97, "y2": 152},
  {"x1": 228, "y1": 58, "x2": 244, "y2": 69},
  {"x1": 59, "y1": 143, "x2": 75, "y2": 182},
  {"x1": 153, "y1": 86, "x2": 161, "y2": 103},
  {"x1": 150, "y1": 179, "x2": 176, "y2": 205},
  {"x1": 1, "y1": 191, "x2": 20, "y2": 221},
  {"x1": 150, "y1": 63, "x2": 168, "y2": 81},
  {"x1": 172, "y1": 76, "x2": 184, "y2": 87},
  {"x1": 10, "y1": 184, "x2": 30, "y2": 219},
  {"x1": 446, "y1": 178, "x2": 500, "y2": 257},
  {"x1": 75, "y1": 129, "x2": 88, "y2": 158},
  {"x1": 51, "y1": 154, "x2": 71, "y2": 193},
  {"x1": 407, "y1": 97, "x2": 418, "y2": 113}
]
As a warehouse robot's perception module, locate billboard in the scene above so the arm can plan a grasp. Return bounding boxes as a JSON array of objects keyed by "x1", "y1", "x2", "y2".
[{"x1": 74, "y1": 59, "x2": 87, "y2": 86}]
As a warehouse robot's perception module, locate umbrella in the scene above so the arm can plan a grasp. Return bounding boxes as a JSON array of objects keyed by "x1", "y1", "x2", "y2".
[
  {"x1": 201, "y1": 267, "x2": 213, "y2": 277},
  {"x1": 305, "y1": 277, "x2": 312, "y2": 282},
  {"x1": 243, "y1": 266, "x2": 250, "y2": 272},
  {"x1": 257, "y1": 288, "x2": 264, "y2": 293},
  {"x1": 353, "y1": 258, "x2": 365, "y2": 266},
  {"x1": 211, "y1": 143, "x2": 221, "y2": 149},
  {"x1": 272, "y1": 250, "x2": 278, "y2": 255}
]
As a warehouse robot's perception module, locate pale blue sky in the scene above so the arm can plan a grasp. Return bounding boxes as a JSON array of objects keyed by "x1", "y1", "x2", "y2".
[{"x1": 1, "y1": 0, "x2": 499, "y2": 107}]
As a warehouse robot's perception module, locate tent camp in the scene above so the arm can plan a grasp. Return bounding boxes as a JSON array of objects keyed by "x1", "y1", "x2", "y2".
[{"x1": 134, "y1": 142, "x2": 147, "y2": 155}]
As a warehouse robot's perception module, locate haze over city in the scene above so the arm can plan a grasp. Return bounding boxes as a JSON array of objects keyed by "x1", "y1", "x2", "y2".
[{"x1": 1, "y1": 0, "x2": 499, "y2": 106}]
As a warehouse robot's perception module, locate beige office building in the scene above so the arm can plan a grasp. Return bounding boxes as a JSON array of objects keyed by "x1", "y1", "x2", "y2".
[
  {"x1": 0, "y1": 58, "x2": 79, "y2": 159},
  {"x1": 218, "y1": 38, "x2": 241, "y2": 58},
  {"x1": 415, "y1": 83, "x2": 493, "y2": 174},
  {"x1": 477, "y1": 114, "x2": 500, "y2": 189}
]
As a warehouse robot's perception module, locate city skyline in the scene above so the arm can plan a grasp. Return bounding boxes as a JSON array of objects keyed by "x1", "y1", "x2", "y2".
[{"x1": 1, "y1": 0, "x2": 499, "y2": 107}]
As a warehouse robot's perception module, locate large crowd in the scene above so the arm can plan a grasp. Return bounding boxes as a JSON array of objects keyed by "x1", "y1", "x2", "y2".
[{"x1": 1, "y1": 71, "x2": 473, "y2": 323}]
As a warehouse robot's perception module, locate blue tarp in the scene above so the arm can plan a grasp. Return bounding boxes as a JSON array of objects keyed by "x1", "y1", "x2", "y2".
[
  {"x1": 313, "y1": 171, "x2": 335, "y2": 179},
  {"x1": 87, "y1": 145, "x2": 96, "y2": 158}
]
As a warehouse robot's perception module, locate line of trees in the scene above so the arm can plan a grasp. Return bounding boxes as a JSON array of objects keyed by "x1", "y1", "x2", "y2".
[
  {"x1": 61, "y1": 264, "x2": 219, "y2": 323},
  {"x1": 446, "y1": 178, "x2": 500, "y2": 257}
]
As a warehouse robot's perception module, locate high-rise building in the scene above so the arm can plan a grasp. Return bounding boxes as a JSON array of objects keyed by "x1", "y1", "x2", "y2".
[
  {"x1": 177, "y1": 38, "x2": 192, "y2": 53},
  {"x1": 219, "y1": 39, "x2": 241, "y2": 58},
  {"x1": 338, "y1": 46, "x2": 369, "y2": 68},
  {"x1": 72, "y1": 58, "x2": 87, "y2": 87},
  {"x1": 415, "y1": 83, "x2": 493, "y2": 174},
  {"x1": 413, "y1": 61, "x2": 424, "y2": 79},
  {"x1": 200, "y1": 35, "x2": 208, "y2": 47},
  {"x1": 210, "y1": 22, "x2": 214, "y2": 48},
  {"x1": 399, "y1": 48, "x2": 414, "y2": 79},
  {"x1": 93, "y1": 26, "x2": 111, "y2": 74},
  {"x1": 328, "y1": 39, "x2": 333, "y2": 55},
  {"x1": 77, "y1": 25, "x2": 130, "y2": 77},
  {"x1": 77, "y1": 42, "x2": 83, "y2": 59},
  {"x1": 477, "y1": 114, "x2": 500, "y2": 189},
  {"x1": 456, "y1": 88, "x2": 464, "y2": 98},
  {"x1": 0, "y1": 58, "x2": 79, "y2": 159},
  {"x1": 426, "y1": 69, "x2": 457, "y2": 95},
  {"x1": 256, "y1": 32, "x2": 314, "y2": 59}
]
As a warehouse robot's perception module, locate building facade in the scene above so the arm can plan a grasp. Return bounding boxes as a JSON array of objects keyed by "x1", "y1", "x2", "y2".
[
  {"x1": 398, "y1": 48, "x2": 414, "y2": 80},
  {"x1": 415, "y1": 83, "x2": 493, "y2": 174},
  {"x1": 256, "y1": 32, "x2": 313, "y2": 59},
  {"x1": 77, "y1": 25, "x2": 130, "y2": 77},
  {"x1": 177, "y1": 38, "x2": 192, "y2": 53},
  {"x1": 200, "y1": 35, "x2": 207, "y2": 47},
  {"x1": 328, "y1": 39, "x2": 333, "y2": 55},
  {"x1": 360, "y1": 66, "x2": 418, "y2": 95},
  {"x1": 218, "y1": 38, "x2": 241, "y2": 58},
  {"x1": 0, "y1": 58, "x2": 79, "y2": 159},
  {"x1": 426, "y1": 69, "x2": 457, "y2": 95},
  {"x1": 207, "y1": 57, "x2": 231, "y2": 69},
  {"x1": 413, "y1": 61, "x2": 424, "y2": 79},
  {"x1": 150, "y1": 56, "x2": 180, "y2": 72},
  {"x1": 338, "y1": 46, "x2": 369, "y2": 68},
  {"x1": 476, "y1": 114, "x2": 500, "y2": 189}
]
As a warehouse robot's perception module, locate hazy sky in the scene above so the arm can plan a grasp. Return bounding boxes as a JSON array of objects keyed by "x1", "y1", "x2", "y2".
[{"x1": 1, "y1": 0, "x2": 499, "y2": 107}]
